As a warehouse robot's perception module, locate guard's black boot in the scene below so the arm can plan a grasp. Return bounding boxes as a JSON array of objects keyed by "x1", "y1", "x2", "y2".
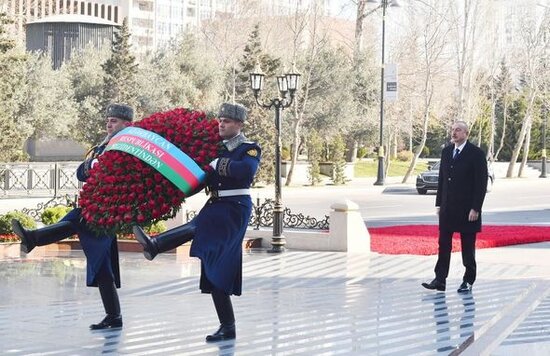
[
  {"x1": 89, "y1": 314, "x2": 123, "y2": 330},
  {"x1": 132, "y1": 222, "x2": 195, "y2": 260},
  {"x1": 206, "y1": 323, "x2": 236, "y2": 342},
  {"x1": 12, "y1": 219, "x2": 75, "y2": 254}
]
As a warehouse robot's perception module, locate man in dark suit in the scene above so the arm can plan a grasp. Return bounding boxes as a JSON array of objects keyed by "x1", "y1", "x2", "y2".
[
  {"x1": 12, "y1": 103, "x2": 133, "y2": 329},
  {"x1": 132, "y1": 102, "x2": 261, "y2": 342},
  {"x1": 422, "y1": 120, "x2": 488, "y2": 293}
]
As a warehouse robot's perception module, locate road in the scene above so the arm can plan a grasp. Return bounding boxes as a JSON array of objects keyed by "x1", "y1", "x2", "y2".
[{"x1": 259, "y1": 176, "x2": 550, "y2": 227}]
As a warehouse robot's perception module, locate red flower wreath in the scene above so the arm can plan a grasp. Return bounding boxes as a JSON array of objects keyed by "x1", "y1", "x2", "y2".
[{"x1": 78, "y1": 108, "x2": 221, "y2": 234}]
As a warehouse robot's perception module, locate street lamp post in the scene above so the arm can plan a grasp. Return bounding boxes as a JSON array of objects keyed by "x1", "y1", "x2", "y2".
[
  {"x1": 249, "y1": 66, "x2": 300, "y2": 253},
  {"x1": 368, "y1": 0, "x2": 400, "y2": 185}
]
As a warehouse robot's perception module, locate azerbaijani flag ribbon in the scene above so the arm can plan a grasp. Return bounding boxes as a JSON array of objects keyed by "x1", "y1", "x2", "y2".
[{"x1": 105, "y1": 127, "x2": 206, "y2": 195}]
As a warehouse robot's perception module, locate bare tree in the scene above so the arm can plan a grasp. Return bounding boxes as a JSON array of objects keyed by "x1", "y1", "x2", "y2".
[
  {"x1": 506, "y1": 10, "x2": 549, "y2": 177},
  {"x1": 198, "y1": 2, "x2": 259, "y2": 101},
  {"x1": 400, "y1": 1, "x2": 452, "y2": 183},
  {"x1": 284, "y1": 3, "x2": 329, "y2": 186},
  {"x1": 448, "y1": 0, "x2": 484, "y2": 123}
]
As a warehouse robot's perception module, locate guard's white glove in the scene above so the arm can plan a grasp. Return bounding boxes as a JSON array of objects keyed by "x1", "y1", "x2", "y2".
[{"x1": 209, "y1": 158, "x2": 219, "y2": 170}]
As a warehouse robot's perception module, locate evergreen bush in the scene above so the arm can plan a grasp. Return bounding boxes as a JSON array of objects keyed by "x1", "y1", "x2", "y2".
[
  {"x1": 0, "y1": 211, "x2": 36, "y2": 235},
  {"x1": 41, "y1": 206, "x2": 72, "y2": 225}
]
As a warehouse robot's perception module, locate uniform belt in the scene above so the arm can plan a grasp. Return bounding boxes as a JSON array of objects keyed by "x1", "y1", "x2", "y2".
[{"x1": 210, "y1": 189, "x2": 251, "y2": 198}]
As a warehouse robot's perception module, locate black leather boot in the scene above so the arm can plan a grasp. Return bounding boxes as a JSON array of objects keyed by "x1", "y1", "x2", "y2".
[
  {"x1": 91, "y1": 265, "x2": 122, "y2": 330},
  {"x1": 132, "y1": 222, "x2": 195, "y2": 260},
  {"x1": 12, "y1": 219, "x2": 75, "y2": 254},
  {"x1": 206, "y1": 289, "x2": 236, "y2": 342},
  {"x1": 89, "y1": 314, "x2": 123, "y2": 330},
  {"x1": 206, "y1": 323, "x2": 236, "y2": 342}
]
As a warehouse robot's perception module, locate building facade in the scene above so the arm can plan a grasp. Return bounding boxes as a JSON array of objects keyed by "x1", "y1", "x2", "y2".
[
  {"x1": 1, "y1": 0, "x2": 335, "y2": 53},
  {"x1": 26, "y1": 14, "x2": 117, "y2": 68}
]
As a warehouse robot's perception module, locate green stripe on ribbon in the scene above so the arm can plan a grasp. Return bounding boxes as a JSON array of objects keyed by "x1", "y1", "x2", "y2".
[{"x1": 106, "y1": 141, "x2": 193, "y2": 194}]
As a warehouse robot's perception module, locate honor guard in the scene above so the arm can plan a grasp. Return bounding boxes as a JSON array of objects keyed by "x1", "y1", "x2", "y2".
[
  {"x1": 12, "y1": 103, "x2": 134, "y2": 329},
  {"x1": 132, "y1": 102, "x2": 261, "y2": 342}
]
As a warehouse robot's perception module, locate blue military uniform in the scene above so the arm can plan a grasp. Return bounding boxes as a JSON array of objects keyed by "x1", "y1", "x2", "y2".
[
  {"x1": 13, "y1": 103, "x2": 133, "y2": 329},
  {"x1": 190, "y1": 133, "x2": 261, "y2": 296},
  {"x1": 63, "y1": 143, "x2": 120, "y2": 288},
  {"x1": 131, "y1": 102, "x2": 258, "y2": 341}
]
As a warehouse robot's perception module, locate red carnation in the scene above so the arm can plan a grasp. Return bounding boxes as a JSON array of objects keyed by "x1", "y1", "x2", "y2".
[{"x1": 78, "y1": 108, "x2": 220, "y2": 234}]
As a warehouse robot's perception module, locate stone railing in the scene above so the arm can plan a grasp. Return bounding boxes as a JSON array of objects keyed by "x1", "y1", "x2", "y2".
[{"x1": 0, "y1": 162, "x2": 82, "y2": 197}]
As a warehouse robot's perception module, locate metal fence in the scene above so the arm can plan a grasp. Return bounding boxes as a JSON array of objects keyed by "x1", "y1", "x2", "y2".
[
  {"x1": 2, "y1": 162, "x2": 330, "y2": 230},
  {"x1": 186, "y1": 198, "x2": 330, "y2": 230},
  {"x1": 0, "y1": 162, "x2": 82, "y2": 197}
]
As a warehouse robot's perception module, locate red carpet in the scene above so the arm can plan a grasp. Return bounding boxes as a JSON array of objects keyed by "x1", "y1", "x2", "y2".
[{"x1": 369, "y1": 225, "x2": 550, "y2": 255}]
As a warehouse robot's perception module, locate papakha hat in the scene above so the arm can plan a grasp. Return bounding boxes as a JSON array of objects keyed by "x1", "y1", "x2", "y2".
[
  {"x1": 105, "y1": 103, "x2": 134, "y2": 121},
  {"x1": 218, "y1": 103, "x2": 247, "y2": 122}
]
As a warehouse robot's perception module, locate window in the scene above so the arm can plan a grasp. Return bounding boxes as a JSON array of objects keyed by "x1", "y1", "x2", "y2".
[{"x1": 138, "y1": 1, "x2": 154, "y2": 12}]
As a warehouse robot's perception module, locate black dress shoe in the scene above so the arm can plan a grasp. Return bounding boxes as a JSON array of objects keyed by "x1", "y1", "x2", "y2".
[
  {"x1": 90, "y1": 314, "x2": 123, "y2": 330},
  {"x1": 421, "y1": 279, "x2": 446, "y2": 291},
  {"x1": 457, "y1": 282, "x2": 473, "y2": 293},
  {"x1": 206, "y1": 323, "x2": 236, "y2": 342}
]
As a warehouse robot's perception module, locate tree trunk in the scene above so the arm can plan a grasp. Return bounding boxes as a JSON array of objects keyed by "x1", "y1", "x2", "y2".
[
  {"x1": 488, "y1": 88, "x2": 496, "y2": 160},
  {"x1": 403, "y1": 80, "x2": 432, "y2": 183},
  {"x1": 507, "y1": 91, "x2": 536, "y2": 177},
  {"x1": 494, "y1": 98, "x2": 507, "y2": 160},
  {"x1": 355, "y1": 1, "x2": 367, "y2": 56},
  {"x1": 477, "y1": 119, "x2": 482, "y2": 147},
  {"x1": 285, "y1": 113, "x2": 301, "y2": 186},
  {"x1": 345, "y1": 139, "x2": 357, "y2": 162},
  {"x1": 518, "y1": 119, "x2": 532, "y2": 177},
  {"x1": 403, "y1": 107, "x2": 429, "y2": 183}
]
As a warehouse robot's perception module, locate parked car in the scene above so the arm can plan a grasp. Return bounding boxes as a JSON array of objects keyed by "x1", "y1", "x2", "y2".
[{"x1": 415, "y1": 161, "x2": 495, "y2": 195}]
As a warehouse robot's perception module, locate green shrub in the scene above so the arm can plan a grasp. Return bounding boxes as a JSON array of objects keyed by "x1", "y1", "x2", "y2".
[
  {"x1": 41, "y1": 206, "x2": 73, "y2": 225},
  {"x1": 396, "y1": 150, "x2": 413, "y2": 162},
  {"x1": 421, "y1": 146, "x2": 430, "y2": 158},
  {"x1": 144, "y1": 220, "x2": 167, "y2": 235},
  {"x1": 357, "y1": 147, "x2": 369, "y2": 159},
  {"x1": 0, "y1": 211, "x2": 36, "y2": 235},
  {"x1": 330, "y1": 134, "x2": 347, "y2": 185},
  {"x1": 307, "y1": 131, "x2": 323, "y2": 186}
]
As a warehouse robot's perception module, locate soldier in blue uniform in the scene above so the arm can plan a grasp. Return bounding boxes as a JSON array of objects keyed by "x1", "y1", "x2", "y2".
[
  {"x1": 132, "y1": 102, "x2": 261, "y2": 342},
  {"x1": 11, "y1": 103, "x2": 134, "y2": 330}
]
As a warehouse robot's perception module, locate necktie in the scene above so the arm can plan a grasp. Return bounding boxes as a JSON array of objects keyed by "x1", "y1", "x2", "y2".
[{"x1": 453, "y1": 148, "x2": 460, "y2": 159}]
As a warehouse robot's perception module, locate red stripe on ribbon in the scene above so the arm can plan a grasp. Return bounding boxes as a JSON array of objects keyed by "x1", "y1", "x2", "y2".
[{"x1": 109, "y1": 134, "x2": 200, "y2": 188}]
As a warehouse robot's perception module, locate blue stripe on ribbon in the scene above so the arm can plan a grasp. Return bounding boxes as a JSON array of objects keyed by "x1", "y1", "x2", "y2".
[{"x1": 111, "y1": 127, "x2": 205, "y2": 181}]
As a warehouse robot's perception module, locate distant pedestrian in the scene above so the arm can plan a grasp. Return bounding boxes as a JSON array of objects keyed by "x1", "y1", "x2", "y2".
[{"x1": 422, "y1": 120, "x2": 488, "y2": 293}]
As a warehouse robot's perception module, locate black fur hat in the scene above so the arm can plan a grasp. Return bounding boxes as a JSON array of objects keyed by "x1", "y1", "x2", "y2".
[
  {"x1": 105, "y1": 103, "x2": 134, "y2": 121},
  {"x1": 218, "y1": 103, "x2": 247, "y2": 122}
]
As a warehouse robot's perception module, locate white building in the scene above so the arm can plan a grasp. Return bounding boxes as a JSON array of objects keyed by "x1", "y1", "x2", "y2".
[{"x1": 1, "y1": 0, "x2": 336, "y2": 53}]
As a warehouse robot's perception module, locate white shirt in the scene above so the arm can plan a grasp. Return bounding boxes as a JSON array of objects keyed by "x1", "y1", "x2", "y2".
[{"x1": 454, "y1": 141, "x2": 467, "y2": 156}]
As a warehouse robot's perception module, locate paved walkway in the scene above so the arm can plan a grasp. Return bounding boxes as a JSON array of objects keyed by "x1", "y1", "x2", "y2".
[{"x1": 1, "y1": 242, "x2": 549, "y2": 355}]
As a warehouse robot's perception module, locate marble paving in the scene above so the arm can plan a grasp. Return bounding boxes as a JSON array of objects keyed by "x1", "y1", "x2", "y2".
[{"x1": 1, "y1": 245, "x2": 549, "y2": 355}]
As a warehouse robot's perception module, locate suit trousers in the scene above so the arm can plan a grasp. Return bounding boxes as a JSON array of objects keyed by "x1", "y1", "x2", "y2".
[{"x1": 435, "y1": 230, "x2": 477, "y2": 284}]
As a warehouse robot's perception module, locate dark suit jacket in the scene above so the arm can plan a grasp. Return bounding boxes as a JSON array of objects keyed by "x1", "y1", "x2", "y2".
[{"x1": 436, "y1": 141, "x2": 488, "y2": 233}]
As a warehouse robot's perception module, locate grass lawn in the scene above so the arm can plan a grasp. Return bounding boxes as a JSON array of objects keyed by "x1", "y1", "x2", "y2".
[{"x1": 355, "y1": 159, "x2": 429, "y2": 177}]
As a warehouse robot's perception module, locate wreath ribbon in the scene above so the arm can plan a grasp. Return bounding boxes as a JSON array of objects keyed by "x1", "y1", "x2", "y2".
[{"x1": 106, "y1": 127, "x2": 206, "y2": 195}]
